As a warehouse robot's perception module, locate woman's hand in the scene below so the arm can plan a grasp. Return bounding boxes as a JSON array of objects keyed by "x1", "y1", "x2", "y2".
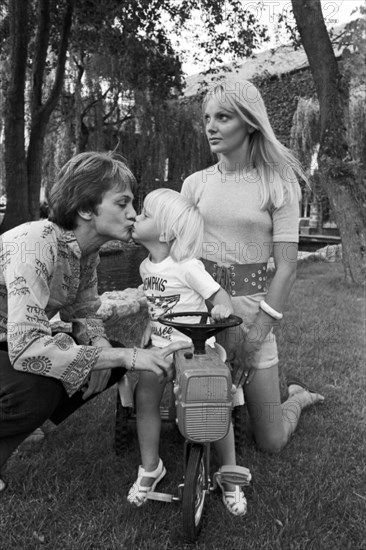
[
  {"x1": 230, "y1": 347, "x2": 257, "y2": 386},
  {"x1": 229, "y1": 328, "x2": 263, "y2": 386}
]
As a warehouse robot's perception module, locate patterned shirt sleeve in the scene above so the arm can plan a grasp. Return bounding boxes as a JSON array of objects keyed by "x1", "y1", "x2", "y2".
[
  {"x1": 1, "y1": 225, "x2": 100, "y2": 397},
  {"x1": 60, "y1": 253, "x2": 107, "y2": 345}
]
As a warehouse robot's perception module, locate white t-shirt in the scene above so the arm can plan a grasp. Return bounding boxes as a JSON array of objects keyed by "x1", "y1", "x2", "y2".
[{"x1": 140, "y1": 255, "x2": 220, "y2": 347}]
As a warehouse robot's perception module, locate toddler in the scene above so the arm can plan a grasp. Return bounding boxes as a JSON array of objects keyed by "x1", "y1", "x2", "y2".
[{"x1": 127, "y1": 188, "x2": 247, "y2": 516}]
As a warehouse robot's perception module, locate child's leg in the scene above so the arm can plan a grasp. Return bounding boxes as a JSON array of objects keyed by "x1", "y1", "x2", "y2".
[
  {"x1": 214, "y1": 423, "x2": 248, "y2": 516},
  {"x1": 135, "y1": 371, "x2": 166, "y2": 482},
  {"x1": 213, "y1": 423, "x2": 236, "y2": 467},
  {"x1": 213, "y1": 423, "x2": 236, "y2": 489},
  {"x1": 128, "y1": 372, "x2": 167, "y2": 505}
]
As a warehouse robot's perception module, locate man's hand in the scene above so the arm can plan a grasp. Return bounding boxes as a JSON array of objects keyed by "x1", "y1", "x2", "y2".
[
  {"x1": 126, "y1": 341, "x2": 191, "y2": 383},
  {"x1": 140, "y1": 324, "x2": 152, "y2": 348},
  {"x1": 82, "y1": 369, "x2": 112, "y2": 400}
]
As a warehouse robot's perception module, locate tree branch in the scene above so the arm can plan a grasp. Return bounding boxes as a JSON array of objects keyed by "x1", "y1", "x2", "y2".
[
  {"x1": 42, "y1": 0, "x2": 74, "y2": 121},
  {"x1": 81, "y1": 86, "x2": 112, "y2": 118},
  {"x1": 30, "y1": 0, "x2": 50, "y2": 114},
  {"x1": 103, "y1": 92, "x2": 122, "y2": 122}
]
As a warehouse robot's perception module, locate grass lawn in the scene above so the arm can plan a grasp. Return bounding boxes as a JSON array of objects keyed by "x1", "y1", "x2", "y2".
[{"x1": 0, "y1": 261, "x2": 365, "y2": 550}]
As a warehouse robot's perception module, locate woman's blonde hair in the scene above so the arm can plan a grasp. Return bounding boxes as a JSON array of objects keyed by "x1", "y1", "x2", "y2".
[
  {"x1": 203, "y1": 78, "x2": 304, "y2": 209},
  {"x1": 144, "y1": 189, "x2": 203, "y2": 262}
]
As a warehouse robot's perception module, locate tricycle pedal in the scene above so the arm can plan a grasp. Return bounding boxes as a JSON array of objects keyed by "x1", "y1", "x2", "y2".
[
  {"x1": 146, "y1": 491, "x2": 176, "y2": 503},
  {"x1": 213, "y1": 465, "x2": 252, "y2": 487}
]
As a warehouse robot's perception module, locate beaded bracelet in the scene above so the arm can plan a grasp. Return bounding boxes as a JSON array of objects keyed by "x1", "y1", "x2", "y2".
[
  {"x1": 259, "y1": 300, "x2": 283, "y2": 320},
  {"x1": 130, "y1": 347, "x2": 138, "y2": 371}
]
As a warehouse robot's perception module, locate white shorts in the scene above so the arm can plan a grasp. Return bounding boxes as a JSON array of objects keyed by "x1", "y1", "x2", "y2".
[{"x1": 218, "y1": 294, "x2": 278, "y2": 370}]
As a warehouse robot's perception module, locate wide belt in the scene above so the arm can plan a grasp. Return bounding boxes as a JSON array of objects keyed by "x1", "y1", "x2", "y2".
[{"x1": 201, "y1": 258, "x2": 268, "y2": 297}]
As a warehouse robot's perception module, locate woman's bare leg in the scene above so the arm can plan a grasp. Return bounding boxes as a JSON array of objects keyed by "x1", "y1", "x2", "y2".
[{"x1": 244, "y1": 364, "x2": 324, "y2": 453}]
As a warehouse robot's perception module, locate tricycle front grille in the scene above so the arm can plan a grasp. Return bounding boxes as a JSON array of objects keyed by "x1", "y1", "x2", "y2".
[
  {"x1": 184, "y1": 406, "x2": 231, "y2": 442},
  {"x1": 186, "y1": 376, "x2": 227, "y2": 402}
]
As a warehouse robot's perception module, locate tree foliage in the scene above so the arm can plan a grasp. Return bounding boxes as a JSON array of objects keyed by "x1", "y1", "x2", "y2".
[{"x1": 0, "y1": 0, "x2": 270, "y2": 231}]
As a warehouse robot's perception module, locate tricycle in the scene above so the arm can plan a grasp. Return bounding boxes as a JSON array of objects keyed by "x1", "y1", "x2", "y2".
[{"x1": 115, "y1": 311, "x2": 251, "y2": 542}]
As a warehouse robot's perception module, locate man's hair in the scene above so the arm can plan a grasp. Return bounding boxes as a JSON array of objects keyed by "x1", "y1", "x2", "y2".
[
  {"x1": 144, "y1": 188, "x2": 204, "y2": 262},
  {"x1": 48, "y1": 151, "x2": 137, "y2": 230}
]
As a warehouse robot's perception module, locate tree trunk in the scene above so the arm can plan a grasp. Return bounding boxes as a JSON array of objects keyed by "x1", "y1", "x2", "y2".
[
  {"x1": 2, "y1": 0, "x2": 30, "y2": 232},
  {"x1": 27, "y1": 0, "x2": 50, "y2": 220},
  {"x1": 27, "y1": 0, "x2": 73, "y2": 220},
  {"x1": 27, "y1": 120, "x2": 48, "y2": 220},
  {"x1": 292, "y1": 0, "x2": 366, "y2": 285},
  {"x1": 2, "y1": 0, "x2": 74, "y2": 230}
]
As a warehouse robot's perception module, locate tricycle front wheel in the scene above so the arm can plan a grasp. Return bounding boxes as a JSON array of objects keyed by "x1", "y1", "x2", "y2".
[{"x1": 182, "y1": 444, "x2": 206, "y2": 542}]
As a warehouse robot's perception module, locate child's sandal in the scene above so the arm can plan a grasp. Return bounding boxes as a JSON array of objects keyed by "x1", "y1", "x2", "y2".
[
  {"x1": 216, "y1": 476, "x2": 247, "y2": 517},
  {"x1": 127, "y1": 458, "x2": 166, "y2": 507},
  {"x1": 214, "y1": 466, "x2": 251, "y2": 517}
]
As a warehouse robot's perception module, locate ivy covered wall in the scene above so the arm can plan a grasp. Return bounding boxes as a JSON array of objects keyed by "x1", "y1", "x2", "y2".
[
  {"x1": 254, "y1": 68, "x2": 317, "y2": 147},
  {"x1": 113, "y1": 66, "x2": 317, "y2": 204}
]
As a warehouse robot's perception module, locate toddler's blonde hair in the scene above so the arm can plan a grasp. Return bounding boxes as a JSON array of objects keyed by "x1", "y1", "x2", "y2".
[{"x1": 144, "y1": 189, "x2": 203, "y2": 262}]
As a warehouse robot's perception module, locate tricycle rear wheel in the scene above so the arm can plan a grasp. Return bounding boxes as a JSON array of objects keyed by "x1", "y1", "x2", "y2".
[{"x1": 182, "y1": 444, "x2": 206, "y2": 541}]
